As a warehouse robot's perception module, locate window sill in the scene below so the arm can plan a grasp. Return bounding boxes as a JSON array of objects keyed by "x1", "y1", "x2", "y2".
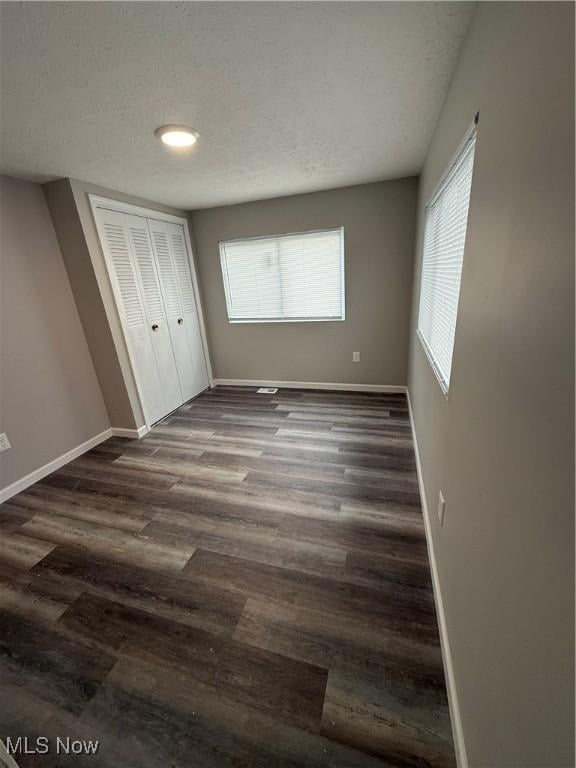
[
  {"x1": 416, "y1": 329, "x2": 450, "y2": 401},
  {"x1": 227, "y1": 317, "x2": 345, "y2": 324}
]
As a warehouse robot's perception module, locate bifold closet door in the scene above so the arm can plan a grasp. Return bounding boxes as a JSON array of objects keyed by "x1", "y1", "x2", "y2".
[
  {"x1": 148, "y1": 218, "x2": 209, "y2": 399},
  {"x1": 93, "y1": 208, "x2": 168, "y2": 425},
  {"x1": 123, "y1": 214, "x2": 183, "y2": 416}
]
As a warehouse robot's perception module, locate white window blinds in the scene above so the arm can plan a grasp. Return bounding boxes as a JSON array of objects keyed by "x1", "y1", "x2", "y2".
[
  {"x1": 219, "y1": 228, "x2": 345, "y2": 322},
  {"x1": 417, "y1": 128, "x2": 477, "y2": 393}
]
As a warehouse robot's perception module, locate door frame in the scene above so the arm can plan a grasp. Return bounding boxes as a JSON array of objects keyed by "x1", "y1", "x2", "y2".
[{"x1": 88, "y1": 194, "x2": 214, "y2": 430}]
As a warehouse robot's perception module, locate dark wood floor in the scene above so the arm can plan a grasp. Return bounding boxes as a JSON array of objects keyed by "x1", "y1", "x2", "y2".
[{"x1": 0, "y1": 386, "x2": 454, "y2": 767}]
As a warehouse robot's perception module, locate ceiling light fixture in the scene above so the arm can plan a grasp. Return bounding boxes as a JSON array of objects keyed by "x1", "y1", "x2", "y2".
[{"x1": 155, "y1": 125, "x2": 198, "y2": 148}]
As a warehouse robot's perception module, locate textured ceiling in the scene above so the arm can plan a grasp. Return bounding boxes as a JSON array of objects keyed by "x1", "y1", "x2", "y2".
[{"x1": 0, "y1": 2, "x2": 474, "y2": 209}]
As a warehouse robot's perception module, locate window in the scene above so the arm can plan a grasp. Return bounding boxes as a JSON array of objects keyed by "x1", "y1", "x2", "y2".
[
  {"x1": 417, "y1": 125, "x2": 477, "y2": 393},
  {"x1": 219, "y1": 227, "x2": 345, "y2": 322}
]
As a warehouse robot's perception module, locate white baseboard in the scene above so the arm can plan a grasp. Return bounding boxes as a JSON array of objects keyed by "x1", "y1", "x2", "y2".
[
  {"x1": 212, "y1": 378, "x2": 407, "y2": 394},
  {"x1": 0, "y1": 428, "x2": 113, "y2": 504},
  {"x1": 111, "y1": 425, "x2": 150, "y2": 439},
  {"x1": 0, "y1": 424, "x2": 151, "y2": 505},
  {"x1": 0, "y1": 739, "x2": 19, "y2": 768},
  {"x1": 406, "y1": 391, "x2": 468, "y2": 768}
]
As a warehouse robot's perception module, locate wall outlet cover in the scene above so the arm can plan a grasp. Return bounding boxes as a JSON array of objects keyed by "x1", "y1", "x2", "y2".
[
  {"x1": 0, "y1": 433, "x2": 11, "y2": 453},
  {"x1": 437, "y1": 490, "x2": 446, "y2": 525},
  {"x1": 352, "y1": 351, "x2": 361, "y2": 362}
]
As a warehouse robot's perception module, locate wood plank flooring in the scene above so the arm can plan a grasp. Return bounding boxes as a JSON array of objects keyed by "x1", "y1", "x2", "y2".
[{"x1": 0, "y1": 386, "x2": 455, "y2": 767}]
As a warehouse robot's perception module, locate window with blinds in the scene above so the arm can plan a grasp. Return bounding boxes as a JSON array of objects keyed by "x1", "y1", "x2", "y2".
[
  {"x1": 417, "y1": 127, "x2": 477, "y2": 393},
  {"x1": 219, "y1": 228, "x2": 345, "y2": 322}
]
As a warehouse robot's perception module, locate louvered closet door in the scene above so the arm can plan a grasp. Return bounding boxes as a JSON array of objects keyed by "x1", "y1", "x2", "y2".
[
  {"x1": 124, "y1": 214, "x2": 183, "y2": 416},
  {"x1": 166, "y1": 221, "x2": 210, "y2": 394},
  {"x1": 148, "y1": 219, "x2": 209, "y2": 400},
  {"x1": 93, "y1": 208, "x2": 166, "y2": 425}
]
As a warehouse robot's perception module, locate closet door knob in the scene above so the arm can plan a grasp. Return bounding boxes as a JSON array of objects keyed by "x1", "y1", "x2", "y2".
[
  {"x1": 151, "y1": 324, "x2": 159, "y2": 332},
  {"x1": 177, "y1": 318, "x2": 184, "y2": 325}
]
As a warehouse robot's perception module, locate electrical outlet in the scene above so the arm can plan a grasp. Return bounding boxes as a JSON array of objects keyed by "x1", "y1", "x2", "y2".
[
  {"x1": 352, "y1": 351, "x2": 360, "y2": 363},
  {"x1": 0, "y1": 433, "x2": 11, "y2": 453},
  {"x1": 437, "y1": 490, "x2": 446, "y2": 525}
]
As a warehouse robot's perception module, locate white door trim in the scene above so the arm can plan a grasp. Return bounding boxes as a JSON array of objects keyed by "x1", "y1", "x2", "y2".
[
  {"x1": 88, "y1": 195, "x2": 214, "y2": 431},
  {"x1": 88, "y1": 195, "x2": 191, "y2": 225}
]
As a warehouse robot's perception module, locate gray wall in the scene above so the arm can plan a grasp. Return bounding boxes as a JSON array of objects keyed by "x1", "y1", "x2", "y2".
[
  {"x1": 407, "y1": 3, "x2": 574, "y2": 767},
  {"x1": 44, "y1": 178, "x2": 189, "y2": 429},
  {"x1": 191, "y1": 179, "x2": 417, "y2": 385},
  {"x1": 0, "y1": 175, "x2": 109, "y2": 491}
]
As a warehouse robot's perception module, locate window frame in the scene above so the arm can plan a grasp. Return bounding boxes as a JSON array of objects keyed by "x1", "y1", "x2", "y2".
[
  {"x1": 417, "y1": 120, "x2": 478, "y2": 397},
  {"x1": 219, "y1": 226, "x2": 346, "y2": 324}
]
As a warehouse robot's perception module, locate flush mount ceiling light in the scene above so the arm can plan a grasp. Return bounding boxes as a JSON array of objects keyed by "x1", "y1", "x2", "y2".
[{"x1": 155, "y1": 125, "x2": 198, "y2": 148}]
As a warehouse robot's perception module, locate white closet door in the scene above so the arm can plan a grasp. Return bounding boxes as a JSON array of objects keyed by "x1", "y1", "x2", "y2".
[
  {"x1": 93, "y1": 207, "x2": 166, "y2": 425},
  {"x1": 124, "y1": 214, "x2": 183, "y2": 416},
  {"x1": 168, "y1": 223, "x2": 210, "y2": 394},
  {"x1": 148, "y1": 219, "x2": 209, "y2": 399}
]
